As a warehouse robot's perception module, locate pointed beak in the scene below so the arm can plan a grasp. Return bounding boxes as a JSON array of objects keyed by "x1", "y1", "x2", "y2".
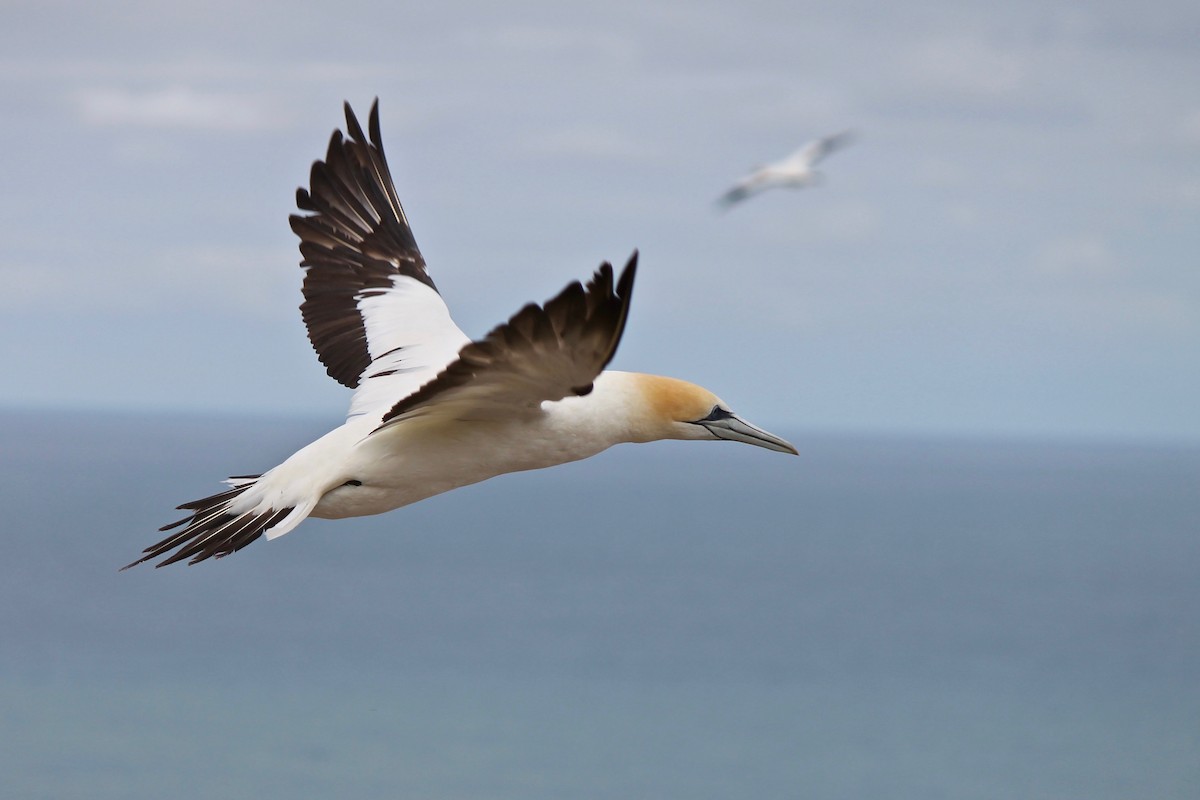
[{"x1": 700, "y1": 414, "x2": 798, "y2": 455}]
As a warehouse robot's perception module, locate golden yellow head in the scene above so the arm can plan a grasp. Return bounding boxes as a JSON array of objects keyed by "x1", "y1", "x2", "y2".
[{"x1": 631, "y1": 373, "x2": 798, "y2": 454}]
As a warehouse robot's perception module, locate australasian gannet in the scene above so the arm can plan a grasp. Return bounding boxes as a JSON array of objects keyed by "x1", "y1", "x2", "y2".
[
  {"x1": 717, "y1": 130, "x2": 854, "y2": 209},
  {"x1": 124, "y1": 100, "x2": 797, "y2": 569}
]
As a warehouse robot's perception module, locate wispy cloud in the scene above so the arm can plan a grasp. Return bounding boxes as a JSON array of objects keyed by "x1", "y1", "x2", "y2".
[
  {"x1": 1033, "y1": 234, "x2": 1117, "y2": 279},
  {"x1": 1182, "y1": 109, "x2": 1200, "y2": 145},
  {"x1": 1025, "y1": 234, "x2": 1196, "y2": 336},
  {"x1": 527, "y1": 126, "x2": 656, "y2": 161},
  {"x1": 901, "y1": 35, "x2": 1029, "y2": 97},
  {"x1": 459, "y1": 24, "x2": 638, "y2": 63},
  {"x1": 75, "y1": 86, "x2": 286, "y2": 131},
  {"x1": 0, "y1": 244, "x2": 294, "y2": 315}
]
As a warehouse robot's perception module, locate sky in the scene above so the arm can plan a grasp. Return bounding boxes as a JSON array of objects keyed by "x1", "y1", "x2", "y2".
[{"x1": 1, "y1": 0, "x2": 1197, "y2": 442}]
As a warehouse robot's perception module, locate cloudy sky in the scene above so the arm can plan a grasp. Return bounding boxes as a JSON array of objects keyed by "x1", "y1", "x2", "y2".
[{"x1": 2, "y1": 1, "x2": 1197, "y2": 441}]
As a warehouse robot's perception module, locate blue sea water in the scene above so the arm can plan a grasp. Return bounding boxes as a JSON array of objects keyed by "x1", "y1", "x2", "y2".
[{"x1": 1, "y1": 408, "x2": 1197, "y2": 799}]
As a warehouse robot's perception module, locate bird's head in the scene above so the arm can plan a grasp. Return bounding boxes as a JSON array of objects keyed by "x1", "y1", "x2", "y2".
[{"x1": 632, "y1": 374, "x2": 797, "y2": 455}]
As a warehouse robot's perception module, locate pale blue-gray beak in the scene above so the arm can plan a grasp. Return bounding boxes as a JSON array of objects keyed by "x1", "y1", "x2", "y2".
[{"x1": 699, "y1": 413, "x2": 798, "y2": 455}]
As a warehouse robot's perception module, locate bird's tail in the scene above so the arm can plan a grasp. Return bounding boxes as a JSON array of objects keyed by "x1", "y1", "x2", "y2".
[{"x1": 122, "y1": 474, "x2": 314, "y2": 569}]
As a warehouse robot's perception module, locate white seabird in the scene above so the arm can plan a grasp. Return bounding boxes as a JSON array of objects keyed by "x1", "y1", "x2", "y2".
[
  {"x1": 125, "y1": 100, "x2": 797, "y2": 569},
  {"x1": 717, "y1": 130, "x2": 854, "y2": 209}
]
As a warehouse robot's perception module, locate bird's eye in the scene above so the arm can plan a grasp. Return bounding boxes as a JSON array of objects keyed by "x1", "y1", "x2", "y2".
[{"x1": 698, "y1": 406, "x2": 734, "y2": 423}]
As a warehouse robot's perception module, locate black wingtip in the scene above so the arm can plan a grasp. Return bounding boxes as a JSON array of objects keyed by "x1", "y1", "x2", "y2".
[
  {"x1": 368, "y1": 98, "x2": 383, "y2": 148},
  {"x1": 617, "y1": 250, "x2": 638, "y2": 300},
  {"x1": 342, "y1": 101, "x2": 367, "y2": 145},
  {"x1": 341, "y1": 98, "x2": 383, "y2": 149}
]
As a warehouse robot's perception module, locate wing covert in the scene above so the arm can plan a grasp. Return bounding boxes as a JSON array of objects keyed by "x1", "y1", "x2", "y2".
[
  {"x1": 375, "y1": 253, "x2": 638, "y2": 429},
  {"x1": 289, "y1": 99, "x2": 466, "y2": 403}
]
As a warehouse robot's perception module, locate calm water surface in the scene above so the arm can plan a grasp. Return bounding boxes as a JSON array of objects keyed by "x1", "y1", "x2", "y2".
[{"x1": 2, "y1": 409, "x2": 1197, "y2": 799}]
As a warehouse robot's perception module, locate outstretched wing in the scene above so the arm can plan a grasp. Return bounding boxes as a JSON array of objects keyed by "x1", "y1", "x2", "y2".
[
  {"x1": 791, "y1": 130, "x2": 855, "y2": 167},
  {"x1": 289, "y1": 99, "x2": 469, "y2": 418},
  {"x1": 375, "y1": 253, "x2": 637, "y2": 429},
  {"x1": 716, "y1": 170, "x2": 769, "y2": 208}
]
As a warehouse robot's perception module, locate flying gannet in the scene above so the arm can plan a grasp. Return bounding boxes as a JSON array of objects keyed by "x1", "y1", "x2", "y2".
[
  {"x1": 124, "y1": 100, "x2": 797, "y2": 569},
  {"x1": 717, "y1": 130, "x2": 854, "y2": 209}
]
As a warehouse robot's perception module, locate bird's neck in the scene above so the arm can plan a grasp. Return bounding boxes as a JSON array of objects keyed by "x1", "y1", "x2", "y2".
[{"x1": 552, "y1": 370, "x2": 687, "y2": 446}]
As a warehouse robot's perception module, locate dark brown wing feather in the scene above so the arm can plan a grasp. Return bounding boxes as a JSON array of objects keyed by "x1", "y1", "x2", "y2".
[
  {"x1": 289, "y1": 99, "x2": 434, "y2": 388},
  {"x1": 378, "y1": 252, "x2": 638, "y2": 427},
  {"x1": 121, "y1": 480, "x2": 294, "y2": 569}
]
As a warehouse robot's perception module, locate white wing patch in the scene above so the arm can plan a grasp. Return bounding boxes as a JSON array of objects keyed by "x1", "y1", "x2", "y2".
[{"x1": 348, "y1": 274, "x2": 470, "y2": 418}]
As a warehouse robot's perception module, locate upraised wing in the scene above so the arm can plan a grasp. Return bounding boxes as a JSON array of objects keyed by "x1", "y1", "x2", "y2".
[
  {"x1": 790, "y1": 130, "x2": 855, "y2": 168},
  {"x1": 717, "y1": 171, "x2": 770, "y2": 208},
  {"x1": 289, "y1": 100, "x2": 469, "y2": 418},
  {"x1": 376, "y1": 253, "x2": 637, "y2": 429}
]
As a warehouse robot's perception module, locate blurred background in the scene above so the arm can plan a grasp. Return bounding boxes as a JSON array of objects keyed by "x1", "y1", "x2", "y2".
[
  {"x1": 1, "y1": 2, "x2": 1197, "y2": 799},
  {"x1": 1, "y1": 0, "x2": 1197, "y2": 440}
]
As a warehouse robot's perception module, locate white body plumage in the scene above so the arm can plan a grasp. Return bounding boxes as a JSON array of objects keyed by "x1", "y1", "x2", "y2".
[{"x1": 126, "y1": 102, "x2": 795, "y2": 569}]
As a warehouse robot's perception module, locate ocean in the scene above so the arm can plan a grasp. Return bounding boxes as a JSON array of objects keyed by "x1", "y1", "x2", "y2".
[{"x1": 1, "y1": 408, "x2": 1197, "y2": 799}]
